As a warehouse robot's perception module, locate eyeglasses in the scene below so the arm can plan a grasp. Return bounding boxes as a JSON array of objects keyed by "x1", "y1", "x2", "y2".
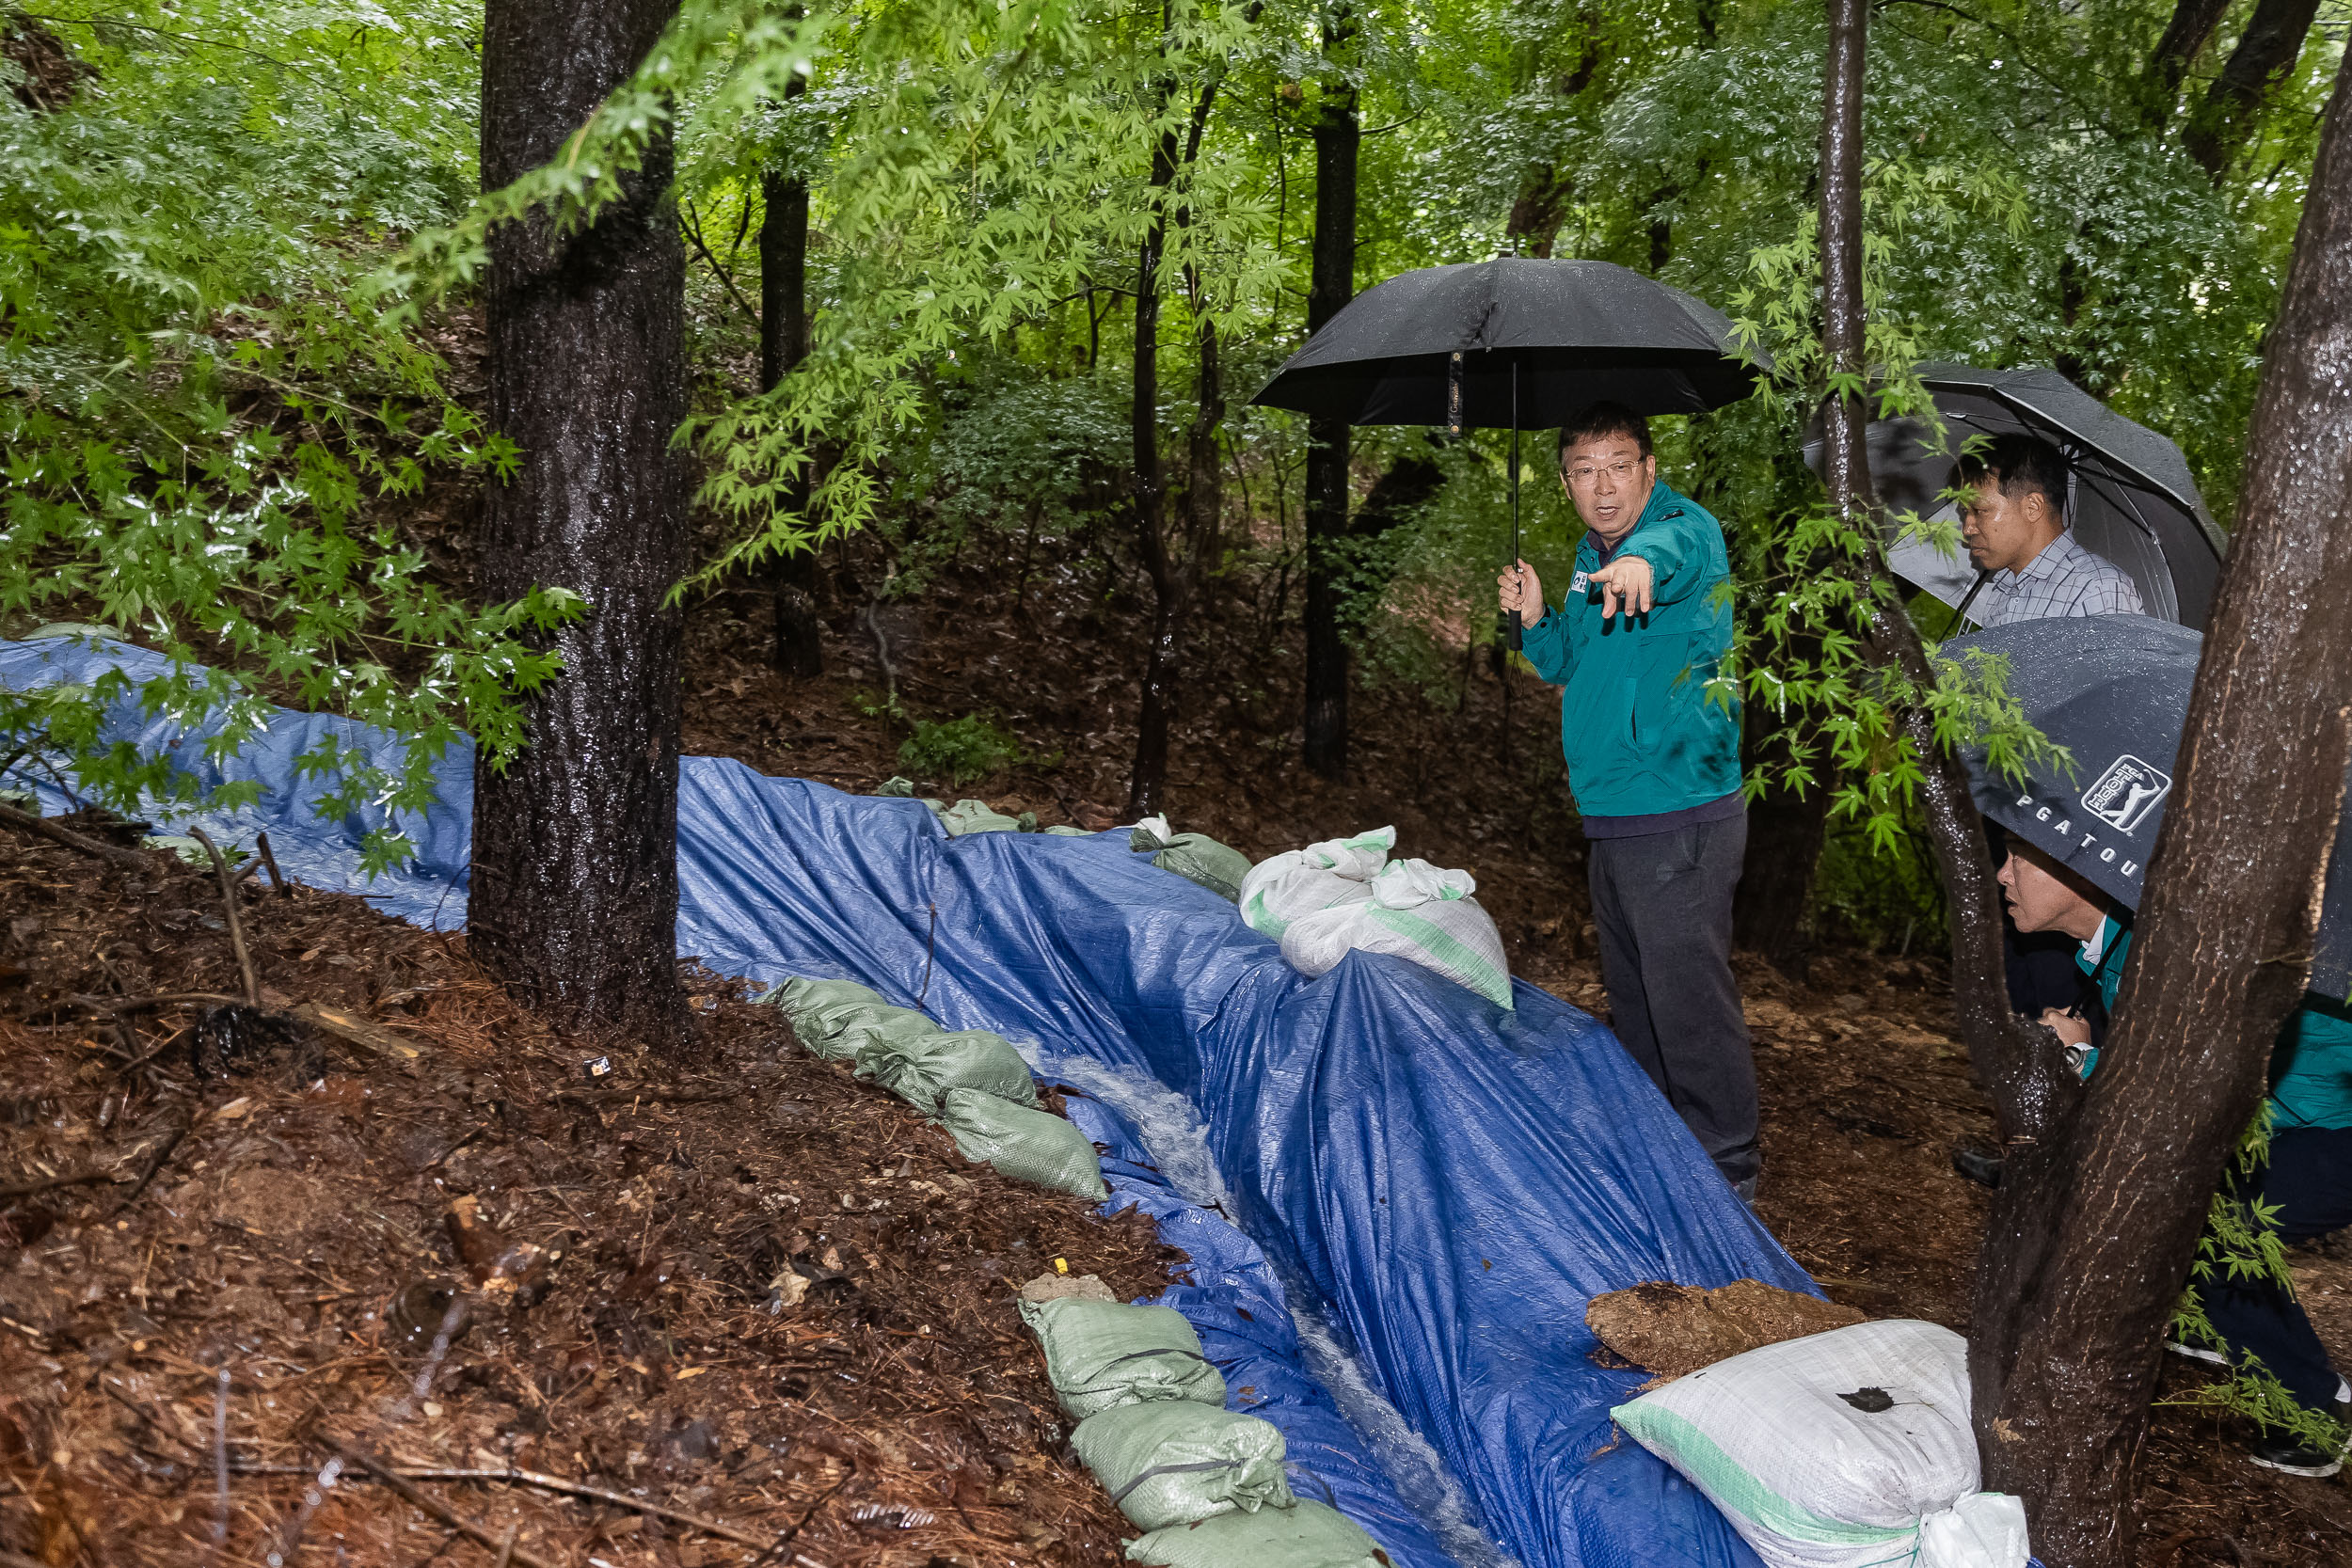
[{"x1": 1565, "y1": 459, "x2": 1644, "y2": 485}]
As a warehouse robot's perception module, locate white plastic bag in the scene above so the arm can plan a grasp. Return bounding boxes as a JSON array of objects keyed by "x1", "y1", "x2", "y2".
[
  {"x1": 1611, "y1": 1319, "x2": 2028, "y2": 1568},
  {"x1": 1277, "y1": 858, "x2": 1513, "y2": 1010},
  {"x1": 1237, "y1": 828, "x2": 1394, "y2": 938}
]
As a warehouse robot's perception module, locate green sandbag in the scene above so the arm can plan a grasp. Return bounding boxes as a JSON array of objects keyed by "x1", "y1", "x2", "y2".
[
  {"x1": 1070, "y1": 1401, "x2": 1294, "y2": 1531},
  {"x1": 1132, "y1": 825, "x2": 1253, "y2": 902},
  {"x1": 937, "y1": 1087, "x2": 1106, "y2": 1199},
  {"x1": 1016, "y1": 1296, "x2": 1228, "y2": 1419},
  {"x1": 853, "y1": 1027, "x2": 1038, "y2": 1114},
  {"x1": 1125, "y1": 1502, "x2": 1388, "y2": 1568},
  {"x1": 936, "y1": 798, "x2": 1024, "y2": 835},
  {"x1": 769, "y1": 979, "x2": 934, "y2": 1062},
  {"x1": 1043, "y1": 824, "x2": 1091, "y2": 837}
]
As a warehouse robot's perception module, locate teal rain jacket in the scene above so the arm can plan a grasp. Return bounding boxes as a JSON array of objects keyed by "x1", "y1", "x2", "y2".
[
  {"x1": 2077, "y1": 919, "x2": 2352, "y2": 1130},
  {"x1": 1519, "y1": 482, "x2": 1741, "y2": 821}
]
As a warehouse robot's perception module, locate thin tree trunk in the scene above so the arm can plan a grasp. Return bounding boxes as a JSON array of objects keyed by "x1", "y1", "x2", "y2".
[
  {"x1": 1502, "y1": 31, "x2": 1603, "y2": 259},
  {"x1": 1128, "y1": 113, "x2": 1178, "y2": 818},
  {"x1": 1127, "y1": 69, "x2": 1224, "y2": 819},
  {"x1": 1982, "y1": 48, "x2": 2352, "y2": 1565},
  {"x1": 2144, "y1": 0, "x2": 2233, "y2": 124},
  {"x1": 1731, "y1": 684, "x2": 1833, "y2": 967},
  {"x1": 2184, "y1": 0, "x2": 2324, "y2": 177},
  {"x1": 1187, "y1": 318, "x2": 1225, "y2": 586},
  {"x1": 1811, "y1": 0, "x2": 2081, "y2": 1465},
  {"x1": 1301, "y1": 2, "x2": 1359, "y2": 782},
  {"x1": 472, "y1": 0, "x2": 689, "y2": 1041},
  {"x1": 758, "y1": 70, "x2": 822, "y2": 679}
]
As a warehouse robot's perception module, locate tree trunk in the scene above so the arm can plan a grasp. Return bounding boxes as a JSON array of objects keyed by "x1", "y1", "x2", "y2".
[
  {"x1": 1502, "y1": 32, "x2": 1604, "y2": 260},
  {"x1": 1811, "y1": 0, "x2": 2085, "y2": 1495},
  {"x1": 472, "y1": 0, "x2": 689, "y2": 1041},
  {"x1": 1731, "y1": 685, "x2": 1833, "y2": 967},
  {"x1": 1301, "y1": 2, "x2": 1359, "y2": 782},
  {"x1": 1127, "y1": 74, "x2": 1224, "y2": 819},
  {"x1": 1128, "y1": 116, "x2": 1178, "y2": 818},
  {"x1": 1980, "y1": 47, "x2": 2352, "y2": 1565},
  {"x1": 2184, "y1": 0, "x2": 2324, "y2": 176},
  {"x1": 2144, "y1": 0, "x2": 2233, "y2": 124},
  {"x1": 758, "y1": 121, "x2": 822, "y2": 678}
]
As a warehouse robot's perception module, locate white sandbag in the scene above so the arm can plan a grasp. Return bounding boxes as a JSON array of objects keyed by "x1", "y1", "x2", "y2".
[
  {"x1": 1277, "y1": 858, "x2": 1513, "y2": 1009},
  {"x1": 1237, "y1": 827, "x2": 1394, "y2": 938},
  {"x1": 1612, "y1": 1319, "x2": 2028, "y2": 1568}
]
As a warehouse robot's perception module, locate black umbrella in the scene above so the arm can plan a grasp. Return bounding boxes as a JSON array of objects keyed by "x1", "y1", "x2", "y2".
[
  {"x1": 1804, "y1": 364, "x2": 2230, "y2": 628},
  {"x1": 1251, "y1": 259, "x2": 1764, "y2": 644},
  {"x1": 1947, "y1": 612, "x2": 2352, "y2": 1000}
]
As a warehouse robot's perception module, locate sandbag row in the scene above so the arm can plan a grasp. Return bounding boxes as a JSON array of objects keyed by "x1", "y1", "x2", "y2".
[
  {"x1": 766, "y1": 977, "x2": 1105, "y2": 1199},
  {"x1": 1019, "y1": 1294, "x2": 1390, "y2": 1568}
]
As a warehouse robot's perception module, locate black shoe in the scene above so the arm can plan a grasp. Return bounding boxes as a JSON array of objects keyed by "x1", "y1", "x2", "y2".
[
  {"x1": 1952, "y1": 1145, "x2": 2004, "y2": 1188},
  {"x1": 2248, "y1": 1433, "x2": 2344, "y2": 1478}
]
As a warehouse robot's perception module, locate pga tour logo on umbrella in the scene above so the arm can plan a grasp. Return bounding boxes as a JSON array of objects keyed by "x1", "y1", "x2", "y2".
[
  {"x1": 2081, "y1": 753, "x2": 2172, "y2": 835},
  {"x1": 2009, "y1": 752, "x2": 2172, "y2": 884}
]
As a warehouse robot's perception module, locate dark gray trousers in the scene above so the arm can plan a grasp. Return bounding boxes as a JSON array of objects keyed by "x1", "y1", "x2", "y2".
[{"x1": 1586, "y1": 813, "x2": 1758, "y2": 1188}]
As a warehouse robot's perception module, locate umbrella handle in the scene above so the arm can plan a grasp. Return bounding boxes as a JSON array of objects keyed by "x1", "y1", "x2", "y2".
[
  {"x1": 1954, "y1": 568, "x2": 1993, "y2": 628},
  {"x1": 1507, "y1": 361, "x2": 1523, "y2": 652}
]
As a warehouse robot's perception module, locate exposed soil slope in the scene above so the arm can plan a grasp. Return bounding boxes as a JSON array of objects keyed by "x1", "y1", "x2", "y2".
[{"x1": 0, "y1": 827, "x2": 1180, "y2": 1568}]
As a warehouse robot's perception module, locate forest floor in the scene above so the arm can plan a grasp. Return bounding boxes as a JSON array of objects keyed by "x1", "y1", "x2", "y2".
[
  {"x1": 7, "y1": 521, "x2": 2352, "y2": 1566},
  {"x1": 0, "y1": 822, "x2": 1182, "y2": 1568}
]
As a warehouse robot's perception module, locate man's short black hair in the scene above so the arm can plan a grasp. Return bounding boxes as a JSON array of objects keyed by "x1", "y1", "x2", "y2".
[
  {"x1": 1955, "y1": 433, "x2": 2067, "y2": 515},
  {"x1": 1557, "y1": 401, "x2": 1654, "y2": 466}
]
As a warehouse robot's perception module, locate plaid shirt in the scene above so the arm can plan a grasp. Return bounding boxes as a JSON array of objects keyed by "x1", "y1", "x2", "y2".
[{"x1": 1975, "y1": 531, "x2": 2144, "y2": 627}]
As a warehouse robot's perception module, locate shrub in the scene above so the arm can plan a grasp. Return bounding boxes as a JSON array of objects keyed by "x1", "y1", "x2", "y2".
[{"x1": 898, "y1": 714, "x2": 1025, "y2": 787}]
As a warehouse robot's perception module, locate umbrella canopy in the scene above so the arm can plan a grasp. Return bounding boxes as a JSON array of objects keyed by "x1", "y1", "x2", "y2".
[
  {"x1": 1804, "y1": 364, "x2": 2230, "y2": 628},
  {"x1": 1946, "y1": 612, "x2": 2352, "y2": 1000},
  {"x1": 1250, "y1": 258, "x2": 1764, "y2": 426}
]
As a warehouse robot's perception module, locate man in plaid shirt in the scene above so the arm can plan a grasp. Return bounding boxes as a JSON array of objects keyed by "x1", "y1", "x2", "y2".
[
  {"x1": 1958, "y1": 434, "x2": 2143, "y2": 626},
  {"x1": 1950, "y1": 432, "x2": 2148, "y2": 1198}
]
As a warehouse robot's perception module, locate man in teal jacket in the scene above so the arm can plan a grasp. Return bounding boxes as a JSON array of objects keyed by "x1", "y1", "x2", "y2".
[{"x1": 1498, "y1": 402, "x2": 1756, "y2": 1199}]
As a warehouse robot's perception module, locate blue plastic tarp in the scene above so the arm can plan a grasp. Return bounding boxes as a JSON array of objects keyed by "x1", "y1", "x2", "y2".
[{"x1": 2, "y1": 635, "x2": 1821, "y2": 1568}]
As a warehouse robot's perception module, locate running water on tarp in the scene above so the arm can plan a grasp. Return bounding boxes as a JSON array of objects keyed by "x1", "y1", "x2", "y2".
[
  {"x1": 1040, "y1": 1053, "x2": 1239, "y2": 1216},
  {"x1": 1043, "y1": 1053, "x2": 1521, "y2": 1568},
  {"x1": 1288, "y1": 1293, "x2": 1524, "y2": 1568}
]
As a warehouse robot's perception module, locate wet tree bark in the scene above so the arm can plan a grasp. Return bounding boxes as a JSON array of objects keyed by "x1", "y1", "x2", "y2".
[
  {"x1": 472, "y1": 0, "x2": 689, "y2": 1041},
  {"x1": 1301, "y1": 1, "x2": 1359, "y2": 782},
  {"x1": 1981, "y1": 47, "x2": 2352, "y2": 1565},
  {"x1": 1126, "y1": 73, "x2": 1222, "y2": 819},
  {"x1": 2184, "y1": 0, "x2": 2323, "y2": 176},
  {"x1": 759, "y1": 154, "x2": 823, "y2": 679}
]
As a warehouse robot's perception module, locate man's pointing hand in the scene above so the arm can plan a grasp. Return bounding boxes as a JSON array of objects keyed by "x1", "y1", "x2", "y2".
[{"x1": 1588, "y1": 556, "x2": 1653, "y2": 621}]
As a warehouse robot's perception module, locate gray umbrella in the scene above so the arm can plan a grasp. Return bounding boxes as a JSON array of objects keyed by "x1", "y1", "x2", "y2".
[
  {"x1": 1946, "y1": 612, "x2": 2351, "y2": 1000},
  {"x1": 1804, "y1": 364, "x2": 2231, "y2": 628}
]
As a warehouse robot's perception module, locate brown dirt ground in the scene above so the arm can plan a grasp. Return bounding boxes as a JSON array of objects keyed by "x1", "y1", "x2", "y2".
[{"x1": 0, "y1": 826, "x2": 1185, "y2": 1568}]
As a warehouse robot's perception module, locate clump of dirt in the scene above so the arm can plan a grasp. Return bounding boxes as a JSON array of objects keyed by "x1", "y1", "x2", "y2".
[
  {"x1": 1586, "y1": 1278, "x2": 1866, "y2": 1385},
  {"x1": 0, "y1": 824, "x2": 1186, "y2": 1568}
]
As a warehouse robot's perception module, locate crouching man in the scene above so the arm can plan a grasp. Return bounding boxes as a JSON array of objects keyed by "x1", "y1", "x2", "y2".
[
  {"x1": 1999, "y1": 839, "x2": 2352, "y2": 1477},
  {"x1": 1497, "y1": 402, "x2": 1756, "y2": 1201}
]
